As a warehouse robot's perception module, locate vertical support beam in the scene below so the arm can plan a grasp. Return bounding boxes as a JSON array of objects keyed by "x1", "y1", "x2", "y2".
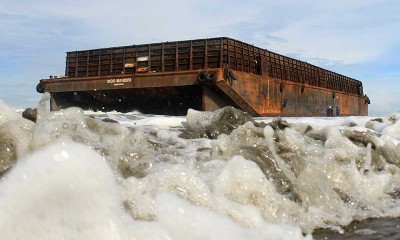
[
  {"x1": 97, "y1": 49, "x2": 101, "y2": 76},
  {"x1": 175, "y1": 42, "x2": 179, "y2": 71},
  {"x1": 148, "y1": 44, "x2": 151, "y2": 71},
  {"x1": 122, "y1": 46, "x2": 126, "y2": 73},
  {"x1": 86, "y1": 50, "x2": 89, "y2": 76},
  {"x1": 227, "y1": 39, "x2": 230, "y2": 68},
  {"x1": 74, "y1": 51, "x2": 78, "y2": 77},
  {"x1": 240, "y1": 41, "x2": 243, "y2": 71},
  {"x1": 204, "y1": 39, "x2": 208, "y2": 69},
  {"x1": 161, "y1": 43, "x2": 165, "y2": 72},
  {"x1": 110, "y1": 48, "x2": 113, "y2": 75},
  {"x1": 135, "y1": 45, "x2": 138, "y2": 73},
  {"x1": 65, "y1": 54, "x2": 68, "y2": 77},
  {"x1": 219, "y1": 39, "x2": 223, "y2": 68},
  {"x1": 189, "y1": 41, "x2": 193, "y2": 70}
]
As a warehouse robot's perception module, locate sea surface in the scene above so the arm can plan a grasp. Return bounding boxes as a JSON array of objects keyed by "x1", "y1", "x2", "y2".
[{"x1": 1, "y1": 94, "x2": 400, "y2": 239}]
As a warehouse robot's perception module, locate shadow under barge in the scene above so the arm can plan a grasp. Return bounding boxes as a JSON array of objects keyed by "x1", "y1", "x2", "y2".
[{"x1": 37, "y1": 37, "x2": 369, "y2": 116}]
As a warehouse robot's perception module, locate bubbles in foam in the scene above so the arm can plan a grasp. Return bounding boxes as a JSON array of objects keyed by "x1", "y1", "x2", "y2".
[
  {"x1": 0, "y1": 140, "x2": 132, "y2": 239},
  {"x1": 2, "y1": 96, "x2": 400, "y2": 238}
]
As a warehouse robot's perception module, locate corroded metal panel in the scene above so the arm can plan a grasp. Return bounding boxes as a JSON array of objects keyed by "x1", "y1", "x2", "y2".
[
  {"x1": 41, "y1": 67, "x2": 369, "y2": 116},
  {"x1": 62, "y1": 37, "x2": 364, "y2": 98},
  {"x1": 39, "y1": 37, "x2": 368, "y2": 116},
  {"x1": 216, "y1": 69, "x2": 368, "y2": 117},
  {"x1": 202, "y1": 86, "x2": 231, "y2": 111},
  {"x1": 42, "y1": 71, "x2": 203, "y2": 93}
]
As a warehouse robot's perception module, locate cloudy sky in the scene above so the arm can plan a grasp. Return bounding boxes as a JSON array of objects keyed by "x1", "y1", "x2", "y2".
[{"x1": 0, "y1": 0, "x2": 399, "y2": 115}]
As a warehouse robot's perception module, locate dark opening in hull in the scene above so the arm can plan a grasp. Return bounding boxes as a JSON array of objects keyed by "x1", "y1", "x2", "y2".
[{"x1": 51, "y1": 85, "x2": 203, "y2": 115}]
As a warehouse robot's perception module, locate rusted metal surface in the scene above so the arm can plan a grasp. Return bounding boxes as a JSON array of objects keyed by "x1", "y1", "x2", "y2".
[
  {"x1": 215, "y1": 80, "x2": 259, "y2": 117},
  {"x1": 38, "y1": 37, "x2": 369, "y2": 116},
  {"x1": 219, "y1": 69, "x2": 368, "y2": 116},
  {"x1": 64, "y1": 37, "x2": 363, "y2": 96},
  {"x1": 41, "y1": 70, "x2": 203, "y2": 92}
]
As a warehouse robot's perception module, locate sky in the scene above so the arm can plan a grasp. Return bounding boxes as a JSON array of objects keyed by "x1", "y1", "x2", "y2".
[{"x1": 0, "y1": 0, "x2": 399, "y2": 116}]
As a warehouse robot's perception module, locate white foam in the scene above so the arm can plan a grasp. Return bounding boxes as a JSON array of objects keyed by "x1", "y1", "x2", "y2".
[
  {"x1": 0, "y1": 99, "x2": 21, "y2": 126},
  {"x1": 185, "y1": 108, "x2": 215, "y2": 131},
  {"x1": 0, "y1": 140, "x2": 171, "y2": 240},
  {"x1": 0, "y1": 141, "x2": 126, "y2": 239},
  {"x1": 3, "y1": 97, "x2": 400, "y2": 238},
  {"x1": 156, "y1": 192, "x2": 309, "y2": 240},
  {"x1": 122, "y1": 116, "x2": 185, "y2": 128}
]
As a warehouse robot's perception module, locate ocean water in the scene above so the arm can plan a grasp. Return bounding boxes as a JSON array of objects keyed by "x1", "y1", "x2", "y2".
[{"x1": 1, "y1": 93, "x2": 400, "y2": 240}]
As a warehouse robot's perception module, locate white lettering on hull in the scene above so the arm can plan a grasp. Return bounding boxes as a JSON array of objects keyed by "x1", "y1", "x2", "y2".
[{"x1": 106, "y1": 78, "x2": 132, "y2": 85}]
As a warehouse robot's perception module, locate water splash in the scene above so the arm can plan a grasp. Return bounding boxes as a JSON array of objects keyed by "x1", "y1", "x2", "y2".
[{"x1": 1, "y1": 96, "x2": 400, "y2": 239}]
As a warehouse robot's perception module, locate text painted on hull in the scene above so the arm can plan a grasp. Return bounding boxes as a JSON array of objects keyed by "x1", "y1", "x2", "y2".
[{"x1": 106, "y1": 78, "x2": 132, "y2": 86}]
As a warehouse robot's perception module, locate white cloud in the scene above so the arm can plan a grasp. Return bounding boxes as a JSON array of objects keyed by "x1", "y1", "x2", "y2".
[
  {"x1": 363, "y1": 71, "x2": 400, "y2": 115},
  {"x1": 260, "y1": 1, "x2": 400, "y2": 65},
  {"x1": 0, "y1": 0, "x2": 399, "y2": 114}
]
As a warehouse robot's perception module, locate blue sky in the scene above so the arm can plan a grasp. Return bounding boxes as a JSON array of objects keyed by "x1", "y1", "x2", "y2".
[{"x1": 0, "y1": 0, "x2": 399, "y2": 115}]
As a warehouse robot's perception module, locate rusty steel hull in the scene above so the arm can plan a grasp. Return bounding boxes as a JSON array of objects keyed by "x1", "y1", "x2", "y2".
[
  {"x1": 218, "y1": 70, "x2": 368, "y2": 116},
  {"x1": 39, "y1": 68, "x2": 368, "y2": 116},
  {"x1": 37, "y1": 37, "x2": 369, "y2": 116}
]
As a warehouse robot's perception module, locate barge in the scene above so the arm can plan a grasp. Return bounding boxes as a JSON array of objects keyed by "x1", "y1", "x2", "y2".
[{"x1": 36, "y1": 37, "x2": 369, "y2": 116}]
